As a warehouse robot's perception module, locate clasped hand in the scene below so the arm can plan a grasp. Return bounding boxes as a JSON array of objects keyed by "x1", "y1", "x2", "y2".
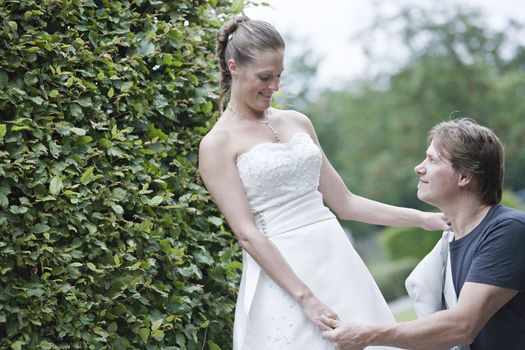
[
  {"x1": 299, "y1": 294, "x2": 340, "y2": 331},
  {"x1": 321, "y1": 316, "x2": 368, "y2": 350}
]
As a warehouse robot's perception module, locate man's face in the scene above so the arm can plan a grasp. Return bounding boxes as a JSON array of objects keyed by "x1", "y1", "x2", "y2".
[{"x1": 414, "y1": 141, "x2": 460, "y2": 208}]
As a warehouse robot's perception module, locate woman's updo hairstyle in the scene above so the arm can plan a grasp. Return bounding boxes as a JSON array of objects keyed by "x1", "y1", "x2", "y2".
[{"x1": 216, "y1": 15, "x2": 285, "y2": 110}]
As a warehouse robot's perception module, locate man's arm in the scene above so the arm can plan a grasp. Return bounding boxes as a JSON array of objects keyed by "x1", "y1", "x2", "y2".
[{"x1": 322, "y1": 282, "x2": 517, "y2": 350}]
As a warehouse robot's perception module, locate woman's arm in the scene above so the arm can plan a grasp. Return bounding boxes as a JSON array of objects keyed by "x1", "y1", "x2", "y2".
[
  {"x1": 298, "y1": 115, "x2": 448, "y2": 231},
  {"x1": 199, "y1": 130, "x2": 338, "y2": 328}
]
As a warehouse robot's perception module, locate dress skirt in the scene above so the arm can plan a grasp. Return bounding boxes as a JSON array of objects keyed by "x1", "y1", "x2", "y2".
[{"x1": 233, "y1": 191, "x2": 397, "y2": 350}]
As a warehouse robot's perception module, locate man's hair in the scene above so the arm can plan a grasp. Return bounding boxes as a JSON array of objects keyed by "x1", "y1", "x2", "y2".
[{"x1": 428, "y1": 118, "x2": 504, "y2": 205}]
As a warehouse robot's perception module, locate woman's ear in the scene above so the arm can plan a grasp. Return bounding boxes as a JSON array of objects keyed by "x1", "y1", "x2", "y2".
[{"x1": 228, "y1": 59, "x2": 238, "y2": 75}]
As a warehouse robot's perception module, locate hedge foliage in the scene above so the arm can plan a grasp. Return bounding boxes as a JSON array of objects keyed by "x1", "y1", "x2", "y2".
[{"x1": 0, "y1": 0, "x2": 244, "y2": 349}]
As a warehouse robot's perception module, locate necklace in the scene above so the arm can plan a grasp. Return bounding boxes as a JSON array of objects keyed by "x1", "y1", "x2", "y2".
[{"x1": 227, "y1": 105, "x2": 280, "y2": 142}]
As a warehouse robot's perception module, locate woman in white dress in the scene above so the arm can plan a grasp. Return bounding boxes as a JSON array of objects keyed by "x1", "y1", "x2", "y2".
[{"x1": 199, "y1": 16, "x2": 448, "y2": 350}]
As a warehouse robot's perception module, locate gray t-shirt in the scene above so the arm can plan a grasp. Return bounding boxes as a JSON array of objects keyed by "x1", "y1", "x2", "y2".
[{"x1": 450, "y1": 204, "x2": 525, "y2": 350}]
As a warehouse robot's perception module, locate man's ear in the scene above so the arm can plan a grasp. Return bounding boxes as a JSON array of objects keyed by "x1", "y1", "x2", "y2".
[
  {"x1": 457, "y1": 172, "x2": 473, "y2": 188},
  {"x1": 227, "y1": 59, "x2": 238, "y2": 75}
]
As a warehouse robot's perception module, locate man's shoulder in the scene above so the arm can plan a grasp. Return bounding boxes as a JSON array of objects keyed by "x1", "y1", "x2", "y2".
[
  {"x1": 481, "y1": 205, "x2": 525, "y2": 240},
  {"x1": 491, "y1": 205, "x2": 525, "y2": 225}
]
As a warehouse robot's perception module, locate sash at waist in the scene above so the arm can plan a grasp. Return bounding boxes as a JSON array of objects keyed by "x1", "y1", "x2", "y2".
[{"x1": 253, "y1": 191, "x2": 335, "y2": 237}]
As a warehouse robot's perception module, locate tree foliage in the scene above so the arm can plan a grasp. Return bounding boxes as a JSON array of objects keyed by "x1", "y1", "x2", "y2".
[{"x1": 0, "y1": 0, "x2": 242, "y2": 348}]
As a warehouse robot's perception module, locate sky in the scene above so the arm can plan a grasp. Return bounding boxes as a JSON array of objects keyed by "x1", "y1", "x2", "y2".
[{"x1": 244, "y1": 0, "x2": 525, "y2": 90}]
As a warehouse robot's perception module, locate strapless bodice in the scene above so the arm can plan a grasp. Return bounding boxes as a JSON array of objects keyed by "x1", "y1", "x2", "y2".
[{"x1": 236, "y1": 133, "x2": 322, "y2": 214}]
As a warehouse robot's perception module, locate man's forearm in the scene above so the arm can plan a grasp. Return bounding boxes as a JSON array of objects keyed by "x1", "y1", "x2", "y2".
[{"x1": 366, "y1": 310, "x2": 473, "y2": 350}]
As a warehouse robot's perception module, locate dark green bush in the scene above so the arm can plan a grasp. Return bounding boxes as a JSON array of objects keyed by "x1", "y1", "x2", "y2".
[
  {"x1": 0, "y1": 0, "x2": 242, "y2": 349},
  {"x1": 376, "y1": 226, "x2": 440, "y2": 301},
  {"x1": 379, "y1": 226, "x2": 441, "y2": 262},
  {"x1": 370, "y1": 257, "x2": 419, "y2": 302}
]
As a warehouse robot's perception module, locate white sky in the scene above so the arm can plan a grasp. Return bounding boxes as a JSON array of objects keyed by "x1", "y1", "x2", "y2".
[{"x1": 245, "y1": 0, "x2": 525, "y2": 90}]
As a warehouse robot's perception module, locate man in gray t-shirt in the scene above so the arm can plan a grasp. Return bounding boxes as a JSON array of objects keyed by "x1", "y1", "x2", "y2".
[
  {"x1": 321, "y1": 118, "x2": 525, "y2": 349},
  {"x1": 449, "y1": 204, "x2": 525, "y2": 349}
]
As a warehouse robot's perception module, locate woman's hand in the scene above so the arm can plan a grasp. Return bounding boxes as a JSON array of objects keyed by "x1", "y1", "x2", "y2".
[
  {"x1": 298, "y1": 293, "x2": 340, "y2": 330},
  {"x1": 420, "y1": 211, "x2": 450, "y2": 231}
]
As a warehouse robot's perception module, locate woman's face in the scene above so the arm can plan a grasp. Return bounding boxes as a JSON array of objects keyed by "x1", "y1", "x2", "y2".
[{"x1": 230, "y1": 49, "x2": 284, "y2": 111}]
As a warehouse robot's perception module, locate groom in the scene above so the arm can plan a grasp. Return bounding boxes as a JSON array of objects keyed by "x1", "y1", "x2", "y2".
[{"x1": 322, "y1": 118, "x2": 525, "y2": 349}]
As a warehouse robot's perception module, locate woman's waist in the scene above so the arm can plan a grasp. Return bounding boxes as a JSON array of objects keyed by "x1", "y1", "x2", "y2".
[{"x1": 253, "y1": 191, "x2": 335, "y2": 237}]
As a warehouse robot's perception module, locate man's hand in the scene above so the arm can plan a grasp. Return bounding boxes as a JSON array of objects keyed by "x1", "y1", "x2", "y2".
[{"x1": 321, "y1": 316, "x2": 369, "y2": 350}]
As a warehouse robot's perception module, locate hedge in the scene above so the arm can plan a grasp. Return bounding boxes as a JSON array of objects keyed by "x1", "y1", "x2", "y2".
[{"x1": 0, "y1": 0, "x2": 244, "y2": 349}]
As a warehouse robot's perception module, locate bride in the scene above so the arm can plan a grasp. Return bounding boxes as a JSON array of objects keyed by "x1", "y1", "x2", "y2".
[{"x1": 199, "y1": 15, "x2": 448, "y2": 350}]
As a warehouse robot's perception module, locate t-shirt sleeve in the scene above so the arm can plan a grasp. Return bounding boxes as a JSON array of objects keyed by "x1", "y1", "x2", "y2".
[{"x1": 466, "y1": 217, "x2": 525, "y2": 291}]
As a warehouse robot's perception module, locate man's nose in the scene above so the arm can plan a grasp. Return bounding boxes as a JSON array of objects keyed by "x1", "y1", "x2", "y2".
[{"x1": 414, "y1": 162, "x2": 426, "y2": 175}]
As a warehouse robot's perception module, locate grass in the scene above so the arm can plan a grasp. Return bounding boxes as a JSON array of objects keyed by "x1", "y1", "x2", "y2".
[{"x1": 394, "y1": 307, "x2": 417, "y2": 322}]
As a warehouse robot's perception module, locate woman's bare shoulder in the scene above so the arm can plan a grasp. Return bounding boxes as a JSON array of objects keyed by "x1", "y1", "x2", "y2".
[
  {"x1": 271, "y1": 107, "x2": 316, "y2": 134},
  {"x1": 199, "y1": 127, "x2": 234, "y2": 158}
]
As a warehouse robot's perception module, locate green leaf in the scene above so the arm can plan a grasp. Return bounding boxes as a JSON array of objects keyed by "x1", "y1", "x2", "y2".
[
  {"x1": 138, "y1": 40, "x2": 155, "y2": 55},
  {"x1": 80, "y1": 166, "x2": 94, "y2": 184},
  {"x1": 111, "y1": 187, "x2": 127, "y2": 201},
  {"x1": 207, "y1": 216, "x2": 223, "y2": 226},
  {"x1": 230, "y1": 0, "x2": 244, "y2": 13},
  {"x1": 151, "y1": 329, "x2": 165, "y2": 341},
  {"x1": 120, "y1": 82, "x2": 133, "y2": 92},
  {"x1": 86, "y1": 262, "x2": 97, "y2": 272},
  {"x1": 11, "y1": 340, "x2": 24, "y2": 350},
  {"x1": 69, "y1": 103, "x2": 82, "y2": 117},
  {"x1": 162, "y1": 53, "x2": 173, "y2": 65},
  {"x1": 34, "y1": 224, "x2": 50, "y2": 233},
  {"x1": 151, "y1": 319, "x2": 163, "y2": 331},
  {"x1": 49, "y1": 176, "x2": 63, "y2": 195},
  {"x1": 70, "y1": 127, "x2": 86, "y2": 136},
  {"x1": 208, "y1": 340, "x2": 222, "y2": 350},
  {"x1": 9, "y1": 205, "x2": 28, "y2": 214},
  {"x1": 107, "y1": 146, "x2": 125, "y2": 158},
  {"x1": 30, "y1": 96, "x2": 44, "y2": 105},
  {"x1": 0, "y1": 124, "x2": 6, "y2": 139},
  {"x1": 138, "y1": 328, "x2": 150, "y2": 342},
  {"x1": 149, "y1": 195, "x2": 163, "y2": 206},
  {"x1": 77, "y1": 97, "x2": 92, "y2": 107},
  {"x1": 200, "y1": 100, "x2": 213, "y2": 113},
  {"x1": 49, "y1": 89, "x2": 59, "y2": 98},
  {"x1": 111, "y1": 204, "x2": 124, "y2": 214},
  {"x1": 27, "y1": 287, "x2": 45, "y2": 297}
]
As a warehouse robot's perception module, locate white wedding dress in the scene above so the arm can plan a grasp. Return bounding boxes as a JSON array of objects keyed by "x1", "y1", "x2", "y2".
[{"x1": 234, "y1": 132, "x2": 396, "y2": 350}]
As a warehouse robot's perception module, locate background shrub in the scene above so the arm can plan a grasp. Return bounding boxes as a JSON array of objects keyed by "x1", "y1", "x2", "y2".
[
  {"x1": 370, "y1": 257, "x2": 419, "y2": 302},
  {"x1": 379, "y1": 227, "x2": 441, "y2": 262},
  {"x1": 0, "y1": 0, "x2": 242, "y2": 349}
]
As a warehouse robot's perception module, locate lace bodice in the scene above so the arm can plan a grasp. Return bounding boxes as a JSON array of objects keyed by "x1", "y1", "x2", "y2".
[{"x1": 236, "y1": 133, "x2": 322, "y2": 213}]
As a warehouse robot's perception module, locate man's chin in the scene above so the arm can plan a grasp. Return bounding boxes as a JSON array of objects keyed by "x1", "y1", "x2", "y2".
[{"x1": 416, "y1": 192, "x2": 432, "y2": 205}]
